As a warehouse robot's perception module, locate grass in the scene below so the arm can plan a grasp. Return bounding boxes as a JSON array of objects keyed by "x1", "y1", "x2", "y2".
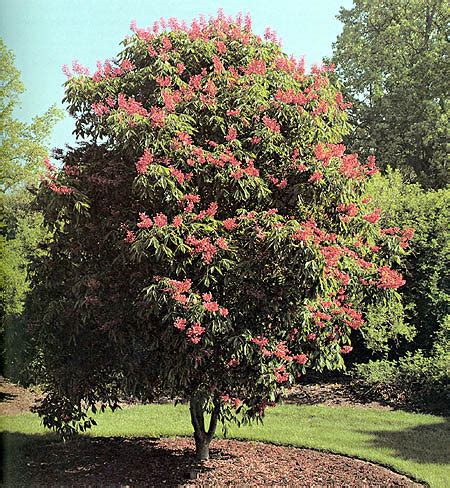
[{"x1": 1, "y1": 403, "x2": 449, "y2": 487}]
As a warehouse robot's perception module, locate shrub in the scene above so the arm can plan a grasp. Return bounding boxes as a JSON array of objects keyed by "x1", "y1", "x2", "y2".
[
  {"x1": 353, "y1": 317, "x2": 450, "y2": 412},
  {"x1": 365, "y1": 169, "x2": 449, "y2": 355}
]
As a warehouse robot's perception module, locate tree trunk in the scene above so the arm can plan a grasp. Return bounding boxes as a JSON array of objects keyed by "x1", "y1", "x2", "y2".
[
  {"x1": 189, "y1": 395, "x2": 219, "y2": 461},
  {"x1": 194, "y1": 433, "x2": 211, "y2": 461}
]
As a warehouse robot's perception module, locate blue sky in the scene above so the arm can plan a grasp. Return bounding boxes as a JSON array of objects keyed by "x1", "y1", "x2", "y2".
[{"x1": 0, "y1": 0, "x2": 352, "y2": 150}]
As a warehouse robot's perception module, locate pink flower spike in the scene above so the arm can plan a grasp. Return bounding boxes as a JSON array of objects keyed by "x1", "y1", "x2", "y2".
[
  {"x1": 154, "y1": 213, "x2": 168, "y2": 227},
  {"x1": 219, "y1": 307, "x2": 229, "y2": 317}
]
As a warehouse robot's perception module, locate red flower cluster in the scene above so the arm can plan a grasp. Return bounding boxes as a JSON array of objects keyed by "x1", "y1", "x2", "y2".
[
  {"x1": 268, "y1": 175, "x2": 288, "y2": 189},
  {"x1": 90, "y1": 58, "x2": 134, "y2": 82},
  {"x1": 225, "y1": 127, "x2": 238, "y2": 141},
  {"x1": 48, "y1": 183, "x2": 73, "y2": 194},
  {"x1": 339, "y1": 153, "x2": 362, "y2": 179},
  {"x1": 118, "y1": 93, "x2": 148, "y2": 117},
  {"x1": 168, "y1": 165, "x2": 192, "y2": 185},
  {"x1": 202, "y1": 293, "x2": 229, "y2": 316},
  {"x1": 262, "y1": 116, "x2": 280, "y2": 132},
  {"x1": 226, "y1": 108, "x2": 241, "y2": 116},
  {"x1": 223, "y1": 218, "x2": 237, "y2": 230},
  {"x1": 149, "y1": 106, "x2": 166, "y2": 127},
  {"x1": 156, "y1": 75, "x2": 172, "y2": 87},
  {"x1": 313, "y1": 310, "x2": 332, "y2": 327},
  {"x1": 192, "y1": 201, "x2": 218, "y2": 221},
  {"x1": 251, "y1": 336, "x2": 269, "y2": 347},
  {"x1": 154, "y1": 213, "x2": 168, "y2": 227},
  {"x1": 273, "y1": 342, "x2": 292, "y2": 361},
  {"x1": 136, "y1": 149, "x2": 154, "y2": 174},
  {"x1": 365, "y1": 155, "x2": 378, "y2": 176},
  {"x1": 180, "y1": 193, "x2": 201, "y2": 213},
  {"x1": 215, "y1": 40, "x2": 227, "y2": 53},
  {"x1": 168, "y1": 278, "x2": 192, "y2": 294},
  {"x1": 381, "y1": 227, "x2": 415, "y2": 249},
  {"x1": 293, "y1": 354, "x2": 308, "y2": 365},
  {"x1": 203, "y1": 300, "x2": 219, "y2": 312},
  {"x1": 308, "y1": 170, "x2": 323, "y2": 183},
  {"x1": 377, "y1": 266, "x2": 405, "y2": 289},
  {"x1": 292, "y1": 220, "x2": 334, "y2": 244},
  {"x1": 341, "y1": 306, "x2": 364, "y2": 329},
  {"x1": 212, "y1": 55, "x2": 224, "y2": 73},
  {"x1": 362, "y1": 208, "x2": 381, "y2": 224},
  {"x1": 165, "y1": 278, "x2": 192, "y2": 304},
  {"x1": 321, "y1": 246, "x2": 343, "y2": 267},
  {"x1": 137, "y1": 212, "x2": 152, "y2": 229},
  {"x1": 336, "y1": 203, "x2": 359, "y2": 222},
  {"x1": 216, "y1": 237, "x2": 228, "y2": 250},
  {"x1": 185, "y1": 235, "x2": 218, "y2": 264},
  {"x1": 186, "y1": 322, "x2": 205, "y2": 344},
  {"x1": 244, "y1": 58, "x2": 266, "y2": 75},
  {"x1": 335, "y1": 92, "x2": 352, "y2": 110},
  {"x1": 274, "y1": 365, "x2": 289, "y2": 383},
  {"x1": 92, "y1": 102, "x2": 111, "y2": 116},
  {"x1": 275, "y1": 88, "x2": 307, "y2": 109},
  {"x1": 172, "y1": 215, "x2": 183, "y2": 227},
  {"x1": 124, "y1": 230, "x2": 136, "y2": 243},
  {"x1": 173, "y1": 317, "x2": 187, "y2": 330},
  {"x1": 312, "y1": 99, "x2": 329, "y2": 117},
  {"x1": 177, "y1": 131, "x2": 193, "y2": 145},
  {"x1": 162, "y1": 89, "x2": 182, "y2": 112}
]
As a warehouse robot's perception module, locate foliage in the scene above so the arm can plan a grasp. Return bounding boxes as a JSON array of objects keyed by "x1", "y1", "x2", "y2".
[
  {"x1": 0, "y1": 38, "x2": 62, "y2": 380},
  {"x1": 351, "y1": 299, "x2": 414, "y2": 357},
  {"x1": 366, "y1": 169, "x2": 449, "y2": 354},
  {"x1": 352, "y1": 317, "x2": 450, "y2": 413},
  {"x1": 331, "y1": 0, "x2": 449, "y2": 189},
  {"x1": 31, "y1": 12, "x2": 408, "y2": 458}
]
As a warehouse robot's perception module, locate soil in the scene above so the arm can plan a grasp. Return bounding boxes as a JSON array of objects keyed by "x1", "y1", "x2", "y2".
[
  {"x1": 0, "y1": 377, "x2": 41, "y2": 416},
  {"x1": 2, "y1": 435, "x2": 422, "y2": 487},
  {"x1": 283, "y1": 377, "x2": 393, "y2": 410},
  {"x1": 1, "y1": 377, "x2": 424, "y2": 487}
]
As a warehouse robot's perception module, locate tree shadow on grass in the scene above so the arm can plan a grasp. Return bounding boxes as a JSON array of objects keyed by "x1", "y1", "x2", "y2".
[
  {"x1": 1, "y1": 432, "x2": 223, "y2": 487},
  {"x1": 359, "y1": 417, "x2": 450, "y2": 465}
]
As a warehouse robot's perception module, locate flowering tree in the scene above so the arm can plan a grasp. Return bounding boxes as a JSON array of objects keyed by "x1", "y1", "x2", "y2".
[{"x1": 32, "y1": 12, "x2": 410, "y2": 460}]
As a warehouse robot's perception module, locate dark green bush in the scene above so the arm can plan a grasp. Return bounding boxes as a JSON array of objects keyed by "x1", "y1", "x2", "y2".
[{"x1": 352, "y1": 318, "x2": 449, "y2": 413}]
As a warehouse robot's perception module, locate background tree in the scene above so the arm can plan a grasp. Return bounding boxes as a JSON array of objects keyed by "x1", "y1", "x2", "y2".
[
  {"x1": 0, "y1": 38, "x2": 63, "y2": 380},
  {"x1": 31, "y1": 13, "x2": 409, "y2": 460},
  {"x1": 330, "y1": 0, "x2": 449, "y2": 189}
]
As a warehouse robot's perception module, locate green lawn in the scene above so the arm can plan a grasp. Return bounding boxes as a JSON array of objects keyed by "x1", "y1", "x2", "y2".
[{"x1": 1, "y1": 404, "x2": 449, "y2": 487}]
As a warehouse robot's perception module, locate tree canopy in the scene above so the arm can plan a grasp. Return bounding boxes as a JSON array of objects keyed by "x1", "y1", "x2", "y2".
[{"x1": 331, "y1": 0, "x2": 449, "y2": 189}]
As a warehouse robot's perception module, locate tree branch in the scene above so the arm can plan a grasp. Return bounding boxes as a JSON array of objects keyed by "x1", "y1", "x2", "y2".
[{"x1": 206, "y1": 401, "x2": 220, "y2": 440}]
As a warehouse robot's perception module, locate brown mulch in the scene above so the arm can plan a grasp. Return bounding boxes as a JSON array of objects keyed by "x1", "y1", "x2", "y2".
[
  {"x1": 2, "y1": 435, "x2": 422, "y2": 487},
  {"x1": 283, "y1": 381, "x2": 393, "y2": 410},
  {"x1": 0, "y1": 377, "x2": 41, "y2": 416}
]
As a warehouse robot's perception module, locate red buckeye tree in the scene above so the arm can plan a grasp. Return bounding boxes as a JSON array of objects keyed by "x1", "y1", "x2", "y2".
[{"x1": 31, "y1": 12, "x2": 410, "y2": 460}]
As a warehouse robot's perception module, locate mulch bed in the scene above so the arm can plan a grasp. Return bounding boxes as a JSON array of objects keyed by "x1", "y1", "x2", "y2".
[
  {"x1": 283, "y1": 379, "x2": 393, "y2": 410},
  {"x1": 2, "y1": 435, "x2": 422, "y2": 487},
  {"x1": 0, "y1": 377, "x2": 41, "y2": 416}
]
